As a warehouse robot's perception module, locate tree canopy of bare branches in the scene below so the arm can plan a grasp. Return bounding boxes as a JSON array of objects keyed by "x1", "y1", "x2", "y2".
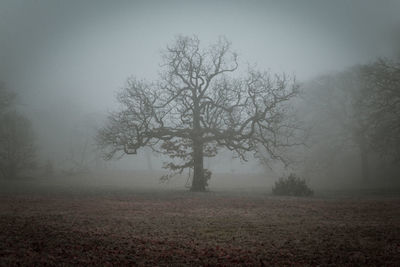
[
  {"x1": 301, "y1": 58, "x2": 400, "y2": 183},
  {"x1": 360, "y1": 59, "x2": 400, "y2": 162},
  {"x1": 97, "y1": 36, "x2": 299, "y2": 191},
  {"x1": 303, "y1": 68, "x2": 371, "y2": 181}
]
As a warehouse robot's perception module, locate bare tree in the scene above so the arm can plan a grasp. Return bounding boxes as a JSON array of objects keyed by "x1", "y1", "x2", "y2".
[
  {"x1": 302, "y1": 68, "x2": 372, "y2": 181},
  {"x1": 0, "y1": 83, "x2": 36, "y2": 179},
  {"x1": 302, "y1": 61, "x2": 400, "y2": 182},
  {"x1": 97, "y1": 36, "x2": 299, "y2": 191},
  {"x1": 0, "y1": 111, "x2": 36, "y2": 179},
  {"x1": 0, "y1": 82, "x2": 16, "y2": 114},
  {"x1": 360, "y1": 59, "x2": 400, "y2": 162}
]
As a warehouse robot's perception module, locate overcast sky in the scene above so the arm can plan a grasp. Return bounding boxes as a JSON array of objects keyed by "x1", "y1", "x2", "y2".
[
  {"x1": 1, "y1": 0, "x2": 400, "y2": 110},
  {"x1": 1, "y1": 0, "x2": 399, "y2": 168}
]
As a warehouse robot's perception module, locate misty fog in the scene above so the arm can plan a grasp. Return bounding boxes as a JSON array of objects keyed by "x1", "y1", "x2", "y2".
[
  {"x1": 2, "y1": 1, "x2": 400, "y2": 266},
  {"x1": 1, "y1": 0, "x2": 400, "y2": 191}
]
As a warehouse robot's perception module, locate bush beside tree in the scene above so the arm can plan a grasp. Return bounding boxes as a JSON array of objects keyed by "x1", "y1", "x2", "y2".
[{"x1": 272, "y1": 173, "x2": 313, "y2": 196}]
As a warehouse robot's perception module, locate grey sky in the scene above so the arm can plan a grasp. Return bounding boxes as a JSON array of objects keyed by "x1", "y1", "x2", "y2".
[
  {"x1": 1, "y1": 0, "x2": 399, "y2": 169},
  {"x1": 1, "y1": 0, "x2": 400, "y2": 108}
]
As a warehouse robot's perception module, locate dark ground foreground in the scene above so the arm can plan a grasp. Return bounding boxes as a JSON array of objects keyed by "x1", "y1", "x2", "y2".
[{"x1": 0, "y1": 189, "x2": 400, "y2": 266}]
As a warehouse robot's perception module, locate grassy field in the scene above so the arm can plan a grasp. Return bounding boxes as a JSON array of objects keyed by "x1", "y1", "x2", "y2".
[{"x1": 0, "y1": 176, "x2": 399, "y2": 266}]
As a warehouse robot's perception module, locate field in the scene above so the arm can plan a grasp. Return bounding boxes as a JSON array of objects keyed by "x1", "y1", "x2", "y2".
[{"x1": 0, "y1": 176, "x2": 400, "y2": 266}]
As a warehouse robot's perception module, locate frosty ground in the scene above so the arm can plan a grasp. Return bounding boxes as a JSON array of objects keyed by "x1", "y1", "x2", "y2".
[{"x1": 0, "y1": 175, "x2": 399, "y2": 266}]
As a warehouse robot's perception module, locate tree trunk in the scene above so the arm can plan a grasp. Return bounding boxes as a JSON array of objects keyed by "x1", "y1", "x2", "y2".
[
  {"x1": 191, "y1": 140, "x2": 205, "y2": 191},
  {"x1": 191, "y1": 92, "x2": 206, "y2": 191}
]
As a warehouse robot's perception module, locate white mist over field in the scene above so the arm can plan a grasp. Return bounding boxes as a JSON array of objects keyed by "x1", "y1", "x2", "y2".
[{"x1": 0, "y1": 0, "x2": 399, "y2": 190}]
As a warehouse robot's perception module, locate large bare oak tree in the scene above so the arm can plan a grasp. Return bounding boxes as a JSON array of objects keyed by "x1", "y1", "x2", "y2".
[{"x1": 97, "y1": 36, "x2": 299, "y2": 191}]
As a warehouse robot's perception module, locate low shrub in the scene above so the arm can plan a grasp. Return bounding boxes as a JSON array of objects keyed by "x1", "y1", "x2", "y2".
[{"x1": 272, "y1": 173, "x2": 313, "y2": 196}]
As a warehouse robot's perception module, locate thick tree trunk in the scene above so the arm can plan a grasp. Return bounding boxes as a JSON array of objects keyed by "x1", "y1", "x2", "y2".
[
  {"x1": 191, "y1": 97, "x2": 206, "y2": 191},
  {"x1": 191, "y1": 140, "x2": 205, "y2": 191}
]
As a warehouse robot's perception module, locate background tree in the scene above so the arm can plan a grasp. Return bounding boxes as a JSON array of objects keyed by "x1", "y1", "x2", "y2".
[
  {"x1": 302, "y1": 68, "x2": 371, "y2": 181},
  {"x1": 360, "y1": 59, "x2": 400, "y2": 162},
  {"x1": 97, "y1": 36, "x2": 299, "y2": 191},
  {"x1": 0, "y1": 82, "x2": 15, "y2": 114},
  {"x1": 0, "y1": 83, "x2": 36, "y2": 179},
  {"x1": 302, "y1": 59, "x2": 400, "y2": 183}
]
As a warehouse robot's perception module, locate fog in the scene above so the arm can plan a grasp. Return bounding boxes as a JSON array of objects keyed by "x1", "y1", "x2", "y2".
[
  {"x1": 1, "y1": 0, "x2": 400, "y2": 191},
  {"x1": 2, "y1": 2, "x2": 400, "y2": 265}
]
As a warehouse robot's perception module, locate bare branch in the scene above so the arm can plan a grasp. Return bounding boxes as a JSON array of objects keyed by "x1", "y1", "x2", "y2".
[{"x1": 98, "y1": 36, "x2": 300, "y2": 187}]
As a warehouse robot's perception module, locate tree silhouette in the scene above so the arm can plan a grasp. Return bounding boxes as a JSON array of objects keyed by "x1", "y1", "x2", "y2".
[
  {"x1": 97, "y1": 36, "x2": 299, "y2": 191},
  {"x1": 360, "y1": 59, "x2": 400, "y2": 162},
  {"x1": 0, "y1": 83, "x2": 35, "y2": 179}
]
